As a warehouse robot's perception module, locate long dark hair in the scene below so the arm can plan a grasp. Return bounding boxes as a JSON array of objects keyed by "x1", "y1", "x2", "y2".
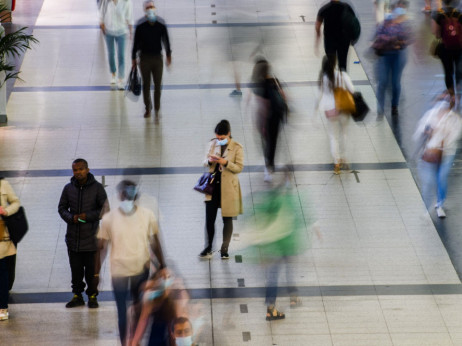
[{"x1": 318, "y1": 55, "x2": 336, "y2": 91}]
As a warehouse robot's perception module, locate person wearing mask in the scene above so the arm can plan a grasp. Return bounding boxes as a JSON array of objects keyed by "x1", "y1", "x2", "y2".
[
  {"x1": 96, "y1": 180, "x2": 168, "y2": 345},
  {"x1": 99, "y1": 0, "x2": 133, "y2": 89},
  {"x1": 58, "y1": 159, "x2": 108, "y2": 309},
  {"x1": 199, "y1": 120, "x2": 244, "y2": 259},
  {"x1": 317, "y1": 55, "x2": 355, "y2": 174},
  {"x1": 0, "y1": 178, "x2": 20, "y2": 321},
  {"x1": 132, "y1": 0, "x2": 172, "y2": 119}
]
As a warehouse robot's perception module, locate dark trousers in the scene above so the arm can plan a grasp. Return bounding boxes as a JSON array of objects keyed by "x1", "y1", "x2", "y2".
[
  {"x1": 112, "y1": 269, "x2": 149, "y2": 344},
  {"x1": 438, "y1": 47, "x2": 462, "y2": 93},
  {"x1": 265, "y1": 257, "x2": 297, "y2": 306},
  {"x1": 0, "y1": 255, "x2": 12, "y2": 309},
  {"x1": 324, "y1": 40, "x2": 350, "y2": 71},
  {"x1": 205, "y1": 183, "x2": 233, "y2": 252},
  {"x1": 139, "y1": 53, "x2": 164, "y2": 112},
  {"x1": 68, "y1": 250, "x2": 98, "y2": 296},
  {"x1": 7, "y1": 253, "x2": 15, "y2": 291},
  {"x1": 263, "y1": 117, "x2": 281, "y2": 171}
]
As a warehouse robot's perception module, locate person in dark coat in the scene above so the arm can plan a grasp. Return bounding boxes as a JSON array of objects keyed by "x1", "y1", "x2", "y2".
[{"x1": 58, "y1": 158, "x2": 108, "y2": 309}]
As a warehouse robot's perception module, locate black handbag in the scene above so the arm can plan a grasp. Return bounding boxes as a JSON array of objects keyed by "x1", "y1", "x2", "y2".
[
  {"x1": 125, "y1": 67, "x2": 142, "y2": 100},
  {"x1": 3, "y1": 206, "x2": 29, "y2": 245},
  {"x1": 194, "y1": 172, "x2": 216, "y2": 195},
  {"x1": 351, "y1": 92, "x2": 370, "y2": 122}
]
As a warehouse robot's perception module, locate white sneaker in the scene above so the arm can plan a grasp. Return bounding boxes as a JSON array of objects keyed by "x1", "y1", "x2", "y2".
[
  {"x1": 436, "y1": 206, "x2": 446, "y2": 218},
  {"x1": 117, "y1": 79, "x2": 125, "y2": 90},
  {"x1": 110, "y1": 76, "x2": 117, "y2": 85},
  {"x1": 0, "y1": 309, "x2": 9, "y2": 321},
  {"x1": 264, "y1": 167, "x2": 272, "y2": 182}
]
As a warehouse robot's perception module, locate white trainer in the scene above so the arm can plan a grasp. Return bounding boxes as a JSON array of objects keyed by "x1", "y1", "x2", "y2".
[
  {"x1": 117, "y1": 79, "x2": 125, "y2": 90},
  {"x1": 110, "y1": 75, "x2": 117, "y2": 85},
  {"x1": 436, "y1": 206, "x2": 446, "y2": 218},
  {"x1": 0, "y1": 309, "x2": 9, "y2": 321}
]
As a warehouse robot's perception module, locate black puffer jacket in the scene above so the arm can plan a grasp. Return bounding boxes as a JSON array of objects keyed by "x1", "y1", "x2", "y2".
[{"x1": 58, "y1": 173, "x2": 108, "y2": 252}]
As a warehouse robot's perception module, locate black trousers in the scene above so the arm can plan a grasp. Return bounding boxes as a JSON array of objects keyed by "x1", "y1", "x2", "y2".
[
  {"x1": 438, "y1": 47, "x2": 462, "y2": 92},
  {"x1": 205, "y1": 182, "x2": 233, "y2": 252},
  {"x1": 324, "y1": 39, "x2": 350, "y2": 71},
  {"x1": 68, "y1": 250, "x2": 98, "y2": 296},
  {"x1": 7, "y1": 253, "x2": 15, "y2": 291},
  {"x1": 263, "y1": 117, "x2": 281, "y2": 171}
]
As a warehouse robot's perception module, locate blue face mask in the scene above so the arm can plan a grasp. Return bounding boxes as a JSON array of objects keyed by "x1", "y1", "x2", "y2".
[
  {"x1": 146, "y1": 9, "x2": 157, "y2": 22},
  {"x1": 119, "y1": 200, "x2": 135, "y2": 214},
  {"x1": 176, "y1": 336, "x2": 193, "y2": 346},
  {"x1": 217, "y1": 138, "x2": 228, "y2": 146}
]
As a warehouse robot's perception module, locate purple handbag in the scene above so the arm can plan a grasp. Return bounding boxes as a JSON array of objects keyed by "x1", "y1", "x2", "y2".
[{"x1": 194, "y1": 172, "x2": 216, "y2": 195}]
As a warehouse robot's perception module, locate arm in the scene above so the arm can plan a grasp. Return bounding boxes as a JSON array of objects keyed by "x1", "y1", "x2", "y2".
[
  {"x1": 341, "y1": 72, "x2": 355, "y2": 94},
  {"x1": 129, "y1": 303, "x2": 153, "y2": 346},
  {"x1": 431, "y1": 15, "x2": 441, "y2": 38},
  {"x1": 132, "y1": 25, "x2": 140, "y2": 66},
  {"x1": 99, "y1": 0, "x2": 106, "y2": 34},
  {"x1": 95, "y1": 238, "x2": 109, "y2": 276},
  {"x1": 224, "y1": 144, "x2": 244, "y2": 174},
  {"x1": 315, "y1": 17, "x2": 323, "y2": 54},
  {"x1": 203, "y1": 141, "x2": 215, "y2": 167},
  {"x1": 58, "y1": 186, "x2": 74, "y2": 224},
  {"x1": 162, "y1": 25, "x2": 172, "y2": 65},
  {"x1": 1, "y1": 180, "x2": 20, "y2": 216}
]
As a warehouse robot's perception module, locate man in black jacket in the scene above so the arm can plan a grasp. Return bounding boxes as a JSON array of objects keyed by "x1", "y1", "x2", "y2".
[{"x1": 58, "y1": 158, "x2": 108, "y2": 308}]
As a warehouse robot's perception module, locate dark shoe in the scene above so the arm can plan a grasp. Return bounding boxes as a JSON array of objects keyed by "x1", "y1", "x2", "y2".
[
  {"x1": 143, "y1": 109, "x2": 151, "y2": 118},
  {"x1": 66, "y1": 294, "x2": 85, "y2": 308},
  {"x1": 391, "y1": 106, "x2": 399, "y2": 116},
  {"x1": 199, "y1": 248, "x2": 213, "y2": 259},
  {"x1": 220, "y1": 250, "x2": 230, "y2": 260},
  {"x1": 88, "y1": 294, "x2": 99, "y2": 309}
]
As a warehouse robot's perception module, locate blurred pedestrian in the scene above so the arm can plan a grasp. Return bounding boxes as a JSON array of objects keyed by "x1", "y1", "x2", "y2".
[
  {"x1": 199, "y1": 120, "x2": 244, "y2": 260},
  {"x1": 251, "y1": 58, "x2": 288, "y2": 182},
  {"x1": 415, "y1": 98, "x2": 462, "y2": 217},
  {"x1": 99, "y1": 0, "x2": 133, "y2": 90},
  {"x1": 431, "y1": 0, "x2": 462, "y2": 101},
  {"x1": 132, "y1": 0, "x2": 172, "y2": 119},
  {"x1": 0, "y1": 178, "x2": 20, "y2": 321},
  {"x1": 96, "y1": 179, "x2": 168, "y2": 345},
  {"x1": 315, "y1": 0, "x2": 360, "y2": 71},
  {"x1": 374, "y1": 0, "x2": 390, "y2": 24},
  {"x1": 317, "y1": 55, "x2": 355, "y2": 174},
  {"x1": 58, "y1": 159, "x2": 108, "y2": 309},
  {"x1": 373, "y1": 6, "x2": 413, "y2": 117}
]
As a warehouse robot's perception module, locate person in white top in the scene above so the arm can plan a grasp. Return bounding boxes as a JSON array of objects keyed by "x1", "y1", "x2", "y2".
[
  {"x1": 317, "y1": 55, "x2": 355, "y2": 174},
  {"x1": 414, "y1": 98, "x2": 462, "y2": 218},
  {"x1": 99, "y1": 0, "x2": 133, "y2": 89},
  {"x1": 96, "y1": 179, "x2": 167, "y2": 345}
]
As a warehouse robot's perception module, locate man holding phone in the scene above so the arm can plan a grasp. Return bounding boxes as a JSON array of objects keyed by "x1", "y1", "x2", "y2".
[{"x1": 58, "y1": 158, "x2": 108, "y2": 309}]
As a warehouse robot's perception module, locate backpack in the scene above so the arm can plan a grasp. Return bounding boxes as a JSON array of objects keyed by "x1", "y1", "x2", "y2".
[
  {"x1": 441, "y1": 9, "x2": 462, "y2": 49},
  {"x1": 342, "y1": 5, "x2": 361, "y2": 44}
]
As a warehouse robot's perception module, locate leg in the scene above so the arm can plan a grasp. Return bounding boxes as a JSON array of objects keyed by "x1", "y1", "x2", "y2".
[
  {"x1": 337, "y1": 114, "x2": 350, "y2": 163},
  {"x1": 265, "y1": 260, "x2": 279, "y2": 306},
  {"x1": 265, "y1": 118, "x2": 280, "y2": 171},
  {"x1": 126, "y1": 269, "x2": 150, "y2": 341},
  {"x1": 68, "y1": 250, "x2": 86, "y2": 295},
  {"x1": 205, "y1": 198, "x2": 219, "y2": 250},
  {"x1": 112, "y1": 276, "x2": 130, "y2": 344},
  {"x1": 139, "y1": 55, "x2": 152, "y2": 112},
  {"x1": 0, "y1": 256, "x2": 9, "y2": 309},
  {"x1": 418, "y1": 160, "x2": 438, "y2": 210},
  {"x1": 376, "y1": 54, "x2": 390, "y2": 115},
  {"x1": 326, "y1": 116, "x2": 341, "y2": 164},
  {"x1": 104, "y1": 34, "x2": 117, "y2": 77},
  {"x1": 152, "y1": 55, "x2": 164, "y2": 112},
  {"x1": 439, "y1": 47, "x2": 455, "y2": 93},
  {"x1": 221, "y1": 217, "x2": 234, "y2": 254},
  {"x1": 115, "y1": 34, "x2": 126, "y2": 80},
  {"x1": 7, "y1": 253, "x2": 15, "y2": 291},
  {"x1": 337, "y1": 41, "x2": 350, "y2": 72},
  {"x1": 391, "y1": 50, "x2": 407, "y2": 109},
  {"x1": 437, "y1": 154, "x2": 456, "y2": 207},
  {"x1": 83, "y1": 251, "x2": 98, "y2": 297}
]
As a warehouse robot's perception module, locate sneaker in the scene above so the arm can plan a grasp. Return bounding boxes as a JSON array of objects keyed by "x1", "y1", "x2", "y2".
[
  {"x1": 199, "y1": 248, "x2": 213, "y2": 259},
  {"x1": 436, "y1": 206, "x2": 446, "y2": 218},
  {"x1": 391, "y1": 106, "x2": 399, "y2": 116},
  {"x1": 143, "y1": 109, "x2": 151, "y2": 118},
  {"x1": 88, "y1": 294, "x2": 99, "y2": 309},
  {"x1": 66, "y1": 294, "x2": 85, "y2": 308},
  {"x1": 220, "y1": 250, "x2": 230, "y2": 260},
  {"x1": 229, "y1": 89, "x2": 242, "y2": 97},
  {"x1": 0, "y1": 309, "x2": 8, "y2": 321},
  {"x1": 117, "y1": 79, "x2": 125, "y2": 90},
  {"x1": 110, "y1": 75, "x2": 117, "y2": 85}
]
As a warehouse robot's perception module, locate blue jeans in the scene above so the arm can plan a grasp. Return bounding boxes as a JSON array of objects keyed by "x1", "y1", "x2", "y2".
[
  {"x1": 418, "y1": 154, "x2": 455, "y2": 209},
  {"x1": 0, "y1": 256, "x2": 10, "y2": 309},
  {"x1": 112, "y1": 269, "x2": 149, "y2": 344},
  {"x1": 376, "y1": 49, "x2": 407, "y2": 114},
  {"x1": 265, "y1": 257, "x2": 296, "y2": 306},
  {"x1": 105, "y1": 34, "x2": 126, "y2": 79}
]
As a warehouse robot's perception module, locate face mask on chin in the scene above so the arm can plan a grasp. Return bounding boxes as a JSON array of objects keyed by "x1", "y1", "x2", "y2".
[{"x1": 176, "y1": 336, "x2": 193, "y2": 346}]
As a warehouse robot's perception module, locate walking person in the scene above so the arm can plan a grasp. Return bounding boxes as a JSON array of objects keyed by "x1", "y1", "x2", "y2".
[
  {"x1": 431, "y1": 0, "x2": 462, "y2": 101},
  {"x1": 373, "y1": 6, "x2": 413, "y2": 117},
  {"x1": 317, "y1": 55, "x2": 355, "y2": 174},
  {"x1": 58, "y1": 159, "x2": 108, "y2": 309},
  {"x1": 0, "y1": 178, "x2": 20, "y2": 321},
  {"x1": 415, "y1": 98, "x2": 462, "y2": 217},
  {"x1": 199, "y1": 120, "x2": 244, "y2": 260},
  {"x1": 132, "y1": 0, "x2": 172, "y2": 119},
  {"x1": 251, "y1": 58, "x2": 288, "y2": 182},
  {"x1": 96, "y1": 179, "x2": 168, "y2": 345},
  {"x1": 99, "y1": 0, "x2": 134, "y2": 90}
]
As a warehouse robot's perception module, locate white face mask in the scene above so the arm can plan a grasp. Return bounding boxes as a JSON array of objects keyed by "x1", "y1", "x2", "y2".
[
  {"x1": 176, "y1": 336, "x2": 193, "y2": 346},
  {"x1": 119, "y1": 200, "x2": 135, "y2": 214}
]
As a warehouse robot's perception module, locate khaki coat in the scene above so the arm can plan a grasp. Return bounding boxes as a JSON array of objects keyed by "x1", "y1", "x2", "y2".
[
  {"x1": 203, "y1": 138, "x2": 244, "y2": 217},
  {"x1": 0, "y1": 179, "x2": 20, "y2": 259}
]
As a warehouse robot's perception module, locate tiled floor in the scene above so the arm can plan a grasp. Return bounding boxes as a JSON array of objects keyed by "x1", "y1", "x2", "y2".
[{"x1": 2, "y1": 0, "x2": 462, "y2": 345}]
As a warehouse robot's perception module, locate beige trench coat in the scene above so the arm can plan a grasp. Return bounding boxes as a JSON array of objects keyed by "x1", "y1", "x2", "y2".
[
  {"x1": 203, "y1": 138, "x2": 244, "y2": 217},
  {"x1": 0, "y1": 179, "x2": 20, "y2": 259}
]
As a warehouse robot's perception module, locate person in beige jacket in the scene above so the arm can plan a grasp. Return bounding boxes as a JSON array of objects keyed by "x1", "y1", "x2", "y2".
[
  {"x1": 199, "y1": 120, "x2": 244, "y2": 259},
  {"x1": 0, "y1": 178, "x2": 20, "y2": 321}
]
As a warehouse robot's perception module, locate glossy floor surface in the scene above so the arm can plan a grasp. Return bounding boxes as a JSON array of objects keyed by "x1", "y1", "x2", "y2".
[{"x1": 2, "y1": 0, "x2": 462, "y2": 345}]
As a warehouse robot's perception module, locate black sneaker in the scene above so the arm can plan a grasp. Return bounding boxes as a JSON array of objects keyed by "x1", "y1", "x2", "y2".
[
  {"x1": 66, "y1": 294, "x2": 85, "y2": 308},
  {"x1": 391, "y1": 106, "x2": 399, "y2": 116},
  {"x1": 220, "y1": 251, "x2": 230, "y2": 260},
  {"x1": 199, "y1": 248, "x2": 213, "y2": 259},
  {"x1": 88, "y1": 294, "x2": 99, "y2": 309}
]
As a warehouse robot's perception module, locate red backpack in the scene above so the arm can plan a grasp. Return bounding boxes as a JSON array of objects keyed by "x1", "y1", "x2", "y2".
[{"x1": 441, "y1": 9, "x2": 462, "y2": 49}]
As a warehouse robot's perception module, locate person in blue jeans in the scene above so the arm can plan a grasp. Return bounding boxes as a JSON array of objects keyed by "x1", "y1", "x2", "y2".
[
  {"x1": 373, "y1": 7, "x2": 413, "y2": 117},
  {"x1": 99, "y1": 0, "x2": 133, "y2": 89}
]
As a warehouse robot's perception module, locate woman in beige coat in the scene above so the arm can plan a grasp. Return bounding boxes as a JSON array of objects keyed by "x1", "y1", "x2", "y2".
[
  {"x1": 199, "y1": 120, "x2": 244, "y2": 259},
  {"x1": 0, "y1": 178, "x2": 20, "y2": 321}
]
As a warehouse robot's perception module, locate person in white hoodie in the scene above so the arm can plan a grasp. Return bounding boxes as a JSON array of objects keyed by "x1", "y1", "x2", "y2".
[
  {"x1": 99, "y1": 0, "x2": 133, "y2": 89},
  {"x1": 414, "y1": 98, "x2": 462, "y2": 217}
]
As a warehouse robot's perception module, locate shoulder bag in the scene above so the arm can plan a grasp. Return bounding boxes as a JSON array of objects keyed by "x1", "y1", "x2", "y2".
[
  {"x1": 334, "y1": 72, "x2": 356, "y2": 114},
  {"x1": 0, "y1": 180, "x2": 29, "y2": 245}
]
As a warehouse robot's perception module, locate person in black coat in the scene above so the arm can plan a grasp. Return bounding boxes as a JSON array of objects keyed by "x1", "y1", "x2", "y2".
[{"x1": 58, "y1": 158, "x2": 108, "y2": 309}]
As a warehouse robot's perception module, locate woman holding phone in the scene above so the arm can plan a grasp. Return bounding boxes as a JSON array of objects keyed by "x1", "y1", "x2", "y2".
[{"x1": 199, "y1": 120, "x2": 244, "y2": 259}]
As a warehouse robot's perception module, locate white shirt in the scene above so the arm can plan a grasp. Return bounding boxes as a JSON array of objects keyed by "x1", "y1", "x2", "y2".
[
  {"x1": 100, "y1": 0, "x2": 133, "y2": 36},
  {"x1": 317, "y1": 70, "x2": 355, "y2": 112}
]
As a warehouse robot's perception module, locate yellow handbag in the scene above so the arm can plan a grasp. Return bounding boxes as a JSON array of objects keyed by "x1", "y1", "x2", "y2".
[{"x1": 334, "y1": 72, "x2": 356, "y2": 114}]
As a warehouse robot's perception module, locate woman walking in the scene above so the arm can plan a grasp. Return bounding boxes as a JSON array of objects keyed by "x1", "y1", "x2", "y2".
[{"x1": 199, "y1": 120, "x2": 244, "y2": 259}]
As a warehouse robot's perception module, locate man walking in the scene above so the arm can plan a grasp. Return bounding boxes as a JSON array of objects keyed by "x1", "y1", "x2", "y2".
[
  {"x1": 58, "y1": 159, "x2": 108, "y2": 309},
  {"x1": 132, "y1": 0, "x2": 172, "y2": 119}
]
